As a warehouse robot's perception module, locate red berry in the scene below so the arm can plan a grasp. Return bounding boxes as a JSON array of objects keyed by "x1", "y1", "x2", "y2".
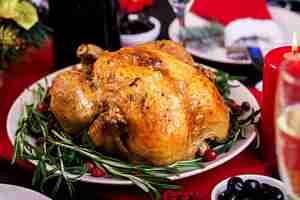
[
  {"x1": 204, "y1": 149, "x2": 217, "y2": 161},
  {"x1": 85, "y1": 161, "x2": 95, "y2": 173},
  {"x1": 91, "y1": 167, "x2": 105, "y2": 177},
  {"x1": 37, "y1": 102, "x2": 47, "y2": 113},
  {"x1": 119, "y1": 0, "x2": 130, "y2": 10}
]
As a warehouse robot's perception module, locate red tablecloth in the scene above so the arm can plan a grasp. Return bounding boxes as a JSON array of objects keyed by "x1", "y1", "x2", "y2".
[
  {"x1": 0, "y1": 40, "x2": 270, "y2": 200},
  {"x1": 0, "y1": 39, "x2": 54, "y2": 162}
]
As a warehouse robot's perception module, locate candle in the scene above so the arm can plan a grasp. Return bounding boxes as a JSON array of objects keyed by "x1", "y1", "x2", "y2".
[
  {"x1": 280, "y1": 34, "x2": 300, "y2": 106},
  {"x1": 262, "y1": 33, "x2": 300, "y2": 172},
  {"x1": 283, "y1": 33, "x2": 300, "y2": 79}
]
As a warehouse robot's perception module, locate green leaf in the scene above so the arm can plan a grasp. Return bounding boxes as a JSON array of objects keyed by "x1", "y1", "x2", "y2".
[
  {"x1": 0, "y1": 0, "x2": 18, "y2": 19},
  {"x1": 13, "y1": 1, "x2": 38, "y2": 30},
  {"x1": 0, "y1": 0, "x2": 38, "y2": 30}
]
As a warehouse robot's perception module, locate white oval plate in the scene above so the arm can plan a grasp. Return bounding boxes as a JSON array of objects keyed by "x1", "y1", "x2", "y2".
[
  {"x1": 168, "y1": 6, "x2": 300, "y2": 65},
  {"x1": 0, "y1": 184, "x2": 51, "y2": 200},
  {"x1": 7, "y1": 66, "x2": 260, "y2": 185}
]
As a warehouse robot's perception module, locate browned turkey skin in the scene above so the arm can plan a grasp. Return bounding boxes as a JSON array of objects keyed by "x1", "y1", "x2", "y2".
[{"x1": 49, "y1": 40, "x2": 230, "y2": 166}]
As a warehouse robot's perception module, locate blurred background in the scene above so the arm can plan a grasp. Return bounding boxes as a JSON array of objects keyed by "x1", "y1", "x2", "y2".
[{"x1": 23, "y1": 0, "x2": 300, "y2": 85}]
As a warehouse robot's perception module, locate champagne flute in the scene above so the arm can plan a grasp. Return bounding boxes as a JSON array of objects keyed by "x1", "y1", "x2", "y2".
[
  {"x1": 168, "y1": 0, "x2": 190, "y2": 41},
  {"x1": 276, "y1": 53, "x2": 300, "y2": 200}
]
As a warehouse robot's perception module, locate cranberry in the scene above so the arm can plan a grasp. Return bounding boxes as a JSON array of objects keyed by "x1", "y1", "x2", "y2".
[
  {"x1": 37, "y1": 102, "x2": 47, "y2": 113},
  {"x1": 204, "y1": 149, "x2": 217, "y2": 161},
  {"x1": 91, "y1": 167, "x2": 106, "y2": 177},
  {"x1": 85, "y1": 161, "x2": 95, "y2": 173}
]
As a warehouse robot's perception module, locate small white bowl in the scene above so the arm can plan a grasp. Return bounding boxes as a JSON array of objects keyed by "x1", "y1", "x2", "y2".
[
  {"x1": 120, "y1": 16, "x2": 161, "y2": 47},
  {"x1": 0, "y1": 184, "x2": 51, "y2": 200},
  {"x1": 211, "y1": 174, "x2": 288, "y2": 200},
  {"x1": 255, "y1": 80, "x2": 263, "y2": 92}
]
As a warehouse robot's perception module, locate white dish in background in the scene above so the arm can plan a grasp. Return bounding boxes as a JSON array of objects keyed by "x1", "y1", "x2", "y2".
[
  {"x1": 0, "y1": 184, "x2": 51, "y2": 200},
  {"x1": 7, "y1": 66, "x2": 260, "y2": 185},
  {"x1": 168, "y1": 6, "x2": 300, "y2": 65},
  {"x1": 120, "y1": 16, "x2": 161, "y2": 47},
  {"x1": 211, "y1": 174, "x2": 288, "y2": 200},
  {"x1": 256, "y1": 81, "x2": 263, "y2": 92}
]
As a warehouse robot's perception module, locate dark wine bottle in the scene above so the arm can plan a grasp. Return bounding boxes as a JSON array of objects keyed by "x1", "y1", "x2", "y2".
[{"x1": 49, "y1": 0, "x2": 121, "y2": 68}]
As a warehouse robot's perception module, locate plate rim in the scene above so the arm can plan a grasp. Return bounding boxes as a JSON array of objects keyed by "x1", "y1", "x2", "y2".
[
  {"x1": 6, "y1": 66, "x2": 260, "y2": 185},
  {"x1": 0, "y1": 183, "x2": 51, "y2": 200},
  {"x1": 168, "y1": 6, "x2": 300, "y2": 65}
]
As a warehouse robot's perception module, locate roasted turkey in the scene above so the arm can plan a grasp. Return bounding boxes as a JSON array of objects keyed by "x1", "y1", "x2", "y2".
[{"x1": 49, "y1": 40, "x2": 230, "y2": 166}]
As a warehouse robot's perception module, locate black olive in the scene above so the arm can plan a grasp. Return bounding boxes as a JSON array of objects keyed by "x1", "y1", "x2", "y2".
[
  {"x1": 239, "y1": 196, "x2": 254, "y2": 200},
  {"x1": 241, "y1": 101, "x2": 251, "y2": 112},
  {"x1": 261, "y1": 183, "x2": 284, "y2": 200},
  {"x1": 218, "y1": 191, "x2": 230, "y2": 200},
  {"x1": 261, "y1": 183, "x2": 273, "y2": 198},
  {"x1": 227, "y1": 177, "x2": 244, "y2": 194},
  {"x1": 273, "y1": 190, "x2": 285, "y2": 200},
  {"x1": 268, "y1": 186, "x2": 285, "y2": 200},
  {"x1": 226, "y1": 193, "x2": 239, "y2": 200},
  {"x1": 243, "y1": 179, "x2": 261, "y2": 194}
]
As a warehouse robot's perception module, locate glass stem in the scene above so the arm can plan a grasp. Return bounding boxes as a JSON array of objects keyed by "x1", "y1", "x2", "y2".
[
  {"x1": 178, "y1": 15, "x2": 185, "y2": 27},
  {"x1": 178, "y1": 14, "x2": 186, "y2": 45}
]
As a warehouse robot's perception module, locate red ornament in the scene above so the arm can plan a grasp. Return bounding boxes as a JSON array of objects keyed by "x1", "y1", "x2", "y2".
[
  {"x1": 127, "y1": 2, "x2": 144, "y2": 13},
  {"x1": 119, "y1": 0, "x2": 154, "y2": 13},
  {"x1": 144, "y1": 0, "x2": 153, "y2": 6},
  {"x1": 119, "y1": 0, "x2": 130, "y2": 11}
]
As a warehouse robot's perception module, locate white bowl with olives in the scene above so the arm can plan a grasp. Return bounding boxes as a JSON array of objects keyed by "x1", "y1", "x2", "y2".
[
  {"x1": 120, "y1": 16, "x2": 161, "y2": 47},
  {"x1": 211, "y1": 174, "x2": 288, "y2": 200}
]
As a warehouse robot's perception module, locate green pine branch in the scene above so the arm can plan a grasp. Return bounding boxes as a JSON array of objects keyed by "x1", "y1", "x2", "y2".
[{"x1": 0, "y1": 19, "x2": 51, "y2": 70}]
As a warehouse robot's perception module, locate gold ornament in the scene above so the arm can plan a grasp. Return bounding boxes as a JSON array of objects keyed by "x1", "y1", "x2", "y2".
[
  {"x1": 0, "y1": 0, "x2": 38, "y2": 30},
  {"x1": 0, "y1": 25, "x2": 17, "y2": 48}
]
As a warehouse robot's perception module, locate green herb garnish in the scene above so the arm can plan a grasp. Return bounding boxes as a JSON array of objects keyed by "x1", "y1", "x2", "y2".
[{"x1": 215, "y1": 70, "x2": 246, "y2": 101}]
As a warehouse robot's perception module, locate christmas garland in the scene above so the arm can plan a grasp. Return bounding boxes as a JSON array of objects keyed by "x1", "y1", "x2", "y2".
[{"x1": 0, "y1": 0, "x2": 50, "y2": 69}]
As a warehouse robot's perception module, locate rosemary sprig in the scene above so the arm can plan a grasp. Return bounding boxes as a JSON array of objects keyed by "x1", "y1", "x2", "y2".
[
  {"x1": 213, "y1": 109, "x2": 260, "y2": 155},
  {"x1": 12, "y1": 100, "x2": 203, "y2": 199},
  {"x1": 215, "y1": 70, "x2": 246, "y2": 101},
  {"x1": 12, "y1": 70, "x2": 259, "y2": 199}
]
